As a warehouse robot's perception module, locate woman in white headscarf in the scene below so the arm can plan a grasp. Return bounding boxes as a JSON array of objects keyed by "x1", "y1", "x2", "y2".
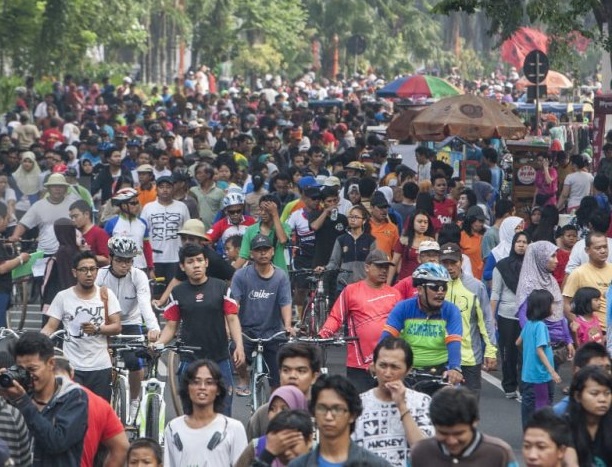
[
  {"x1": 12, "y1": 151, "x2": 42, "y2": 218},
  {"x1": 516, "y1": 241, "x2": 575, "y2": 364},
  {"x1": 482, "y1": 216, "x2": 524, "y2": 284}
]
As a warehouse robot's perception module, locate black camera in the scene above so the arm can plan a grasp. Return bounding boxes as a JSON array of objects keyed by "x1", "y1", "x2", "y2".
[{"x1": 0, "y1": 365, "x2": 31, "y2": 389}]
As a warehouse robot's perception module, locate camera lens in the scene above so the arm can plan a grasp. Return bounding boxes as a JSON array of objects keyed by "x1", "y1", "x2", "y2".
[{"x1": 0, "y1": 373, "x2": 14, "y2": 388}]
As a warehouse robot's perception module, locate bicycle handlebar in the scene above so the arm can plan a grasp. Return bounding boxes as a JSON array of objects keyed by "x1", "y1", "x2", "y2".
[
  {"x1": 50, "y1": 330, "x2": 68, "y2": 341},
  {"x1": 295, "y1": 335, "x2": 359, "y2": 346},
  {"x1": 0, "y1": 328, "x2": 21, "y2": 339},
  {"x1": 242, "y1": 330, "x2": 288, "y2": 343},
  {"x1": 287, "y1": 268, "x2": 350, "y2": 276}
]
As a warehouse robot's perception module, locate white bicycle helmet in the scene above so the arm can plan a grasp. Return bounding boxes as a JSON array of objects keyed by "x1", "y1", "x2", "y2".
[
  {"x1": 111, "y1": 187, "x2": 138, "y2": 206},
  {"x1": 222, "y1": 192, "x2": 245, "y2": 210},
  {"x1": 108, "y1": 236, "x2": 139, "y2": 258},
  {"x1": 412, "y1": 262, "x2": 451, "y2": 286}
]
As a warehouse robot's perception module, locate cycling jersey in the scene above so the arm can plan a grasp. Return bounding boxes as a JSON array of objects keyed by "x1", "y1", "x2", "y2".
[
  {"x1": 382, "y1": 297, "x2": 462, "y2": 369},
  {"x1": 446, "y1": 277, "x2": 497, "y2": 366},
  {"x1": 206, "y1": 215, "x2": 257, "y2": 244},
  {"x1": 95, "y1": 266, "x2": 160, "y2": 331},
  {"x1": 104, "y1": 214, "x2": 154, "y2": 270}
]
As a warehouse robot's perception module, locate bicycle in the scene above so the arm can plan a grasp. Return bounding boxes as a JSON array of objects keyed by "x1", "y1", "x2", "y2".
[
  {"x1": 109, "y1": 338, "x2": 200, "y2": 445},
  {"x1": 108, "y1": 334, "x2": 146, "y2": 426},
  {"x1": 242, "y1": 330, "x2": 288, "y2": 413},
  {"x1": 293, "y1": 335, "x2": 359, "y2": 374},
  {"x1": 405, "y1": 369, "x2": 452, "y2": 396},
  {"x1": 5, "y1": 239, "x2": 40, "y2": 331}
]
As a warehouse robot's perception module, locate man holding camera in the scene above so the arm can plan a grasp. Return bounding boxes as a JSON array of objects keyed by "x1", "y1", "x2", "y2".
[{"x1": 0, "y1": 332, "x2": 88, "y2": 467}]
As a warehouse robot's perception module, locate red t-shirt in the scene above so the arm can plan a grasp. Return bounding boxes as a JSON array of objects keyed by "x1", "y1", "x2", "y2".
[
  {"x1": 393, "y1": 276, "x2": 419, "y2": 300},
  {"x1": 433, "y1": 197, "x2": 457, "y2": 225},
  {"x1": 83, "y1": 225, "x2": 110, "y2": 260},
  {"x1": 392, "y1": 242, "x2": 420, "y2": 280},
  {"x1": 553, "y1": 248, "x2": 569, "y2": 288},
  {"x1": 81, "y1": 387, "x2": 124, "y2": 467},
  {"x1": 40, "y1": 128, "x2": 65, "y2": 151}
]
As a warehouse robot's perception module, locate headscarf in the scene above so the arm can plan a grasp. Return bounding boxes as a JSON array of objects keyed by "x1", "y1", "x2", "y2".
[
  {"x1": 12, "y1": 152, "x2": 41, "y2": 196},
  {"x1": 490, "y1": 216, "x2": 524, "y2": 261},
  {"x1": 472, "y1": 181, "x2": 494, "y2": 205},
  {"x1": 495, "y1": 231, "x2": 529, "y2": 293},
  {"x1": 53, "y1": 218, "x2": 80, "y2": 289},
  {"x1": 515, "y1": 241, "x2": 564, "y2": 321},
  {"x1": 267, "y1": 385, "x2": 308, "y2": 412}
]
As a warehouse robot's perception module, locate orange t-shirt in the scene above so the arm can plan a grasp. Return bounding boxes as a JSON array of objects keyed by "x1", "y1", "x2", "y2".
[
  {"x1": 369, "y1": 220, "x2": 400, "y2": 258},
  {"x1": 137, "y1": 185, "x2": 157, "y2": 207},
  {"x1": 460, "y1": 231, "x2": 484, "y2": 279}
]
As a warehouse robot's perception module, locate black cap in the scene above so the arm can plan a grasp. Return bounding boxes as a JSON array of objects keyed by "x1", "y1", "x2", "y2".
[
  {"x1": 466, "y1": 206, "x2": 486, "y2": 221},
  {"x1": 439, "y1": 243, "x2": 462, "y2": 262},
  {"x1": 250, "y1": 234, "x2": 273, "y2": 250},
  {"x1": 156, "y1": 176, "x2": 174, "y2": 186},
  {"x1": 371, "y1": 191, "x2": 390, "y2": 208},
  {"x1": 365, "y1": 249, "x2": 394, "y2": 266}
]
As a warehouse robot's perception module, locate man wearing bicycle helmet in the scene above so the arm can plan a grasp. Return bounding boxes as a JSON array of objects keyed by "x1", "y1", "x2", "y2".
[
  {"x1": 96, "y1": 236, "x2": 161, "y2": 423},
  {"x1": 205, "y1": 190, "x2": 256, "y2": 251},
  {"x1": 104, "y1": 187, "x2": 155, "y2": 278},
  {"x1": 381, "y1": 262, "x2": 463, "y2": 385}
]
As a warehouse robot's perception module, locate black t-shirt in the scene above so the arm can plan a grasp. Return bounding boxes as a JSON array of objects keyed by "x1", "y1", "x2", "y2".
[
  {"x1": 308, "y1": 210, "x2": 348, "y2": 267},
  {"x1": 0, "y1": 245, "x2": 13, "y2": 294},
  {"x1": 164, "y1": 277, "x2": 236, "y2": 362},
  {"x1": 174, "y1": 246, "x2": 234, "y2": 283}
]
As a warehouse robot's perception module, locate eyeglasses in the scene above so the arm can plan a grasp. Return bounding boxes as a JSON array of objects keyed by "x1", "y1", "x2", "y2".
[
  {"x1": 226, "y1": 209, "x2": 242, "y2": 215},
  {"x1": 424, "y1": 282, "x2": 448, "y2": 292},
  {"x1": 75, "y1": 267, "x2": 98, "y2": 274},
  {"x1": 347, "y1": 215, "x2": 364, "y2": 220},
  {"x1": 113, "y1": 257, "x2": 134, "y2": 264},
  {"x1": 314, "y1": 404, "x2": 350, "y2": 417},
  {"x1": 128, "y1": 201, "x2": 140, "y2": 206}
]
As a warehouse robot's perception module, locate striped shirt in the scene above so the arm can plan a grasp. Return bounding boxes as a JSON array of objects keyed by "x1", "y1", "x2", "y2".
[{"x1": 0, "y1": 398, "x2": 32, "y2": 466}]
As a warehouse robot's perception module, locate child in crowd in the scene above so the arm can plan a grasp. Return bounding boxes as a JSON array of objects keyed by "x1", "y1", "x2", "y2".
[
  {"x1": 224, "y1": 234, "x2": 242, "y2": 264},
  {"x1": 517, "y1": 289, "x2": 561, "y2": 428},
  {"x1": 127, "y1": 437, "x2": 163, "y2": 466},
  {"x1": 553, "y1": 224, "x2": 577, "y2": 287},
  {"x1": 571, "y1": 287, "x2": 604, "y2": 346}
]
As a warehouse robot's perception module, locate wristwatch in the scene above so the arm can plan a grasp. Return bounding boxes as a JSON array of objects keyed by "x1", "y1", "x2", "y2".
[
  {"x1": 449, "y1": 367, "x2": 462, "y2": 374},
  {"x1": 94, "y1": 324, "x2": 102, "y2": 335}
]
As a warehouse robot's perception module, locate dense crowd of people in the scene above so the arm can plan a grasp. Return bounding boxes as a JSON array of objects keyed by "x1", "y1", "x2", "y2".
[{"x1": 0, "y1": 72, "x2": 609, "y2": 466}]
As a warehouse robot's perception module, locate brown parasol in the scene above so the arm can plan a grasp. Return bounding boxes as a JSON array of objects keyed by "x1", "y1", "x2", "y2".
[
  {"x1": 410, "y1": 95, "x2": 528, "y2": 141},
  {"x1": 386, "y1": 108, "x2": 424, "y2": 141}
]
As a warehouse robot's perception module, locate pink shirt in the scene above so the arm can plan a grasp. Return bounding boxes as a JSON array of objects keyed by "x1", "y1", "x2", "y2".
[{"x1": 575, "y1": 315, "x2": 604, "y2": 346}]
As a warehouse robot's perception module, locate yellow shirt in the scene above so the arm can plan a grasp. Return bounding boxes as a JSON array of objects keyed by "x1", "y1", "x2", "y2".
[{"x1": 562, "y1": 262, "x2": 612, "y2": 327}]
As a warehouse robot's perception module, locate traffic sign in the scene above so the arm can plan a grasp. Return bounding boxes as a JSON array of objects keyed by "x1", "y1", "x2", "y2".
[
  {"x1": 523, "y1": 50, "x2": 549, "y2": 84},
  {"x1": 346, "y1": 35, "x2": 367, "y2": 56}
]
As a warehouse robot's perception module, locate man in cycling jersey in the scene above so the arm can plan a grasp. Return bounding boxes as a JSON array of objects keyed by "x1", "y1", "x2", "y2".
[
  {"x1": 104, "y1": 187, "x2": 155, "y2": 278},
  {"x1": 381, "y1": 262, "x2": 463, "y2": 385},
  {"x1": 95, "y1": 236, "x2": 161, "y2": 423}
]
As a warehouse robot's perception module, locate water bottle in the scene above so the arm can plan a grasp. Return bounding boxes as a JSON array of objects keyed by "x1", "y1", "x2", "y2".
[{"x1": 330, "y1": 208, "x2": 338, "y2": 221}]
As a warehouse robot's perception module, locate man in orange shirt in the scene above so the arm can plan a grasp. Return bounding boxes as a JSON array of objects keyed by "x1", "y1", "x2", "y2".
[
  {"x1": 135, "y1": 164, "x2": 157, "y2": 207},
  {"x1": 368, "y1": 191, "x2": 399, "y2": 260}
]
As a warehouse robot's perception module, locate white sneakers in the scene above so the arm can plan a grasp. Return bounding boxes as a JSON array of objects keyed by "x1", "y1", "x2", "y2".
[{"x1": 128, "y1": 400, "x2": 140, "y2": 425}]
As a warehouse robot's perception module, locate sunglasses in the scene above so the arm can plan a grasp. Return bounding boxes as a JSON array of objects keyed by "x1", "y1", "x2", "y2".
[
  {"x1": 128, "y1": 201, "x2": 140, "y2": 206},
  {"x1": 424, "y1": 283, "x2": 448, "y2": 292},
  {"x1": 227, "y1": 209, "x2": 242, "y2": 215}
]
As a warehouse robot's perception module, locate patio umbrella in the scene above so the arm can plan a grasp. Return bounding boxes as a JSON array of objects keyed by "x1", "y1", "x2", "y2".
[
  {"x1": 376, "y1": 75, "x2": 461, "y2": 99},
  {"x1": 386, "y1": 108, "x2": 425, "y2": 141},
  {"x1": 514, "y1": 70, "x2": 573, "y2": 94},
  {"x1": 410, "y1": 95, "x2": 528, "y2": 142},
  {"x1": 500, "y1": 27, "x2": 549, "y2": 69}
]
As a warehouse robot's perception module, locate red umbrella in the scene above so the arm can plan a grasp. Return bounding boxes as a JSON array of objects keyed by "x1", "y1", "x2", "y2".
[{"x1": 500, "y1": 27, "x2": 549, "y2": 69}]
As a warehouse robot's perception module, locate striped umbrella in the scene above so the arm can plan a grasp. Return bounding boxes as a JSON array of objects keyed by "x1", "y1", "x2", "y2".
[{"x1": 376, "y1": 75, "x2": 462, "y2": 99}]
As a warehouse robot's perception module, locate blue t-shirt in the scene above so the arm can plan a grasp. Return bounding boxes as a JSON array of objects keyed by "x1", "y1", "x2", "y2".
[
  {"x1": 317, "y1": 454, "x2": 344, "y2": 467},
  {"x1": 521, "y1": 320, "x2": 554, "y2": 383},
  {"x1": 230, "y1": 265, "x2": 292, "y2": 337}
]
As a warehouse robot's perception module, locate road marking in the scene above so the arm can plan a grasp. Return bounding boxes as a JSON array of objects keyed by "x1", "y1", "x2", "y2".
[{"x1": 481, "y1": 370, "x2": 521, "y2": 403}]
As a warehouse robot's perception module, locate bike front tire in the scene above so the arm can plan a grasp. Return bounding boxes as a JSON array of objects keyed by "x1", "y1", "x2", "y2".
[
  {"x1": 145, "y1": 396, "x2": 162, "y2": 444},
  {"x1": 111, "y1": 377, "x2": 128, "y2": 425}
]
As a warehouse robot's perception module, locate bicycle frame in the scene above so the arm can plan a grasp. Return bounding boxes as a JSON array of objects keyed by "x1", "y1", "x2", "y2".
[{"x1": 136, "y1": 374, "x2": 166, "y2": 445}]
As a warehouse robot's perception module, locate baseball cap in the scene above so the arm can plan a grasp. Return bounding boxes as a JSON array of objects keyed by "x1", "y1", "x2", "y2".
[
  {"x1": 156, "y1": 176, "x2": 174, "y2": 186},
  {"x1": 418, "y1": 241, "x2": 441, "y2": 255},
  {"x1": 136, "y1": 164, "x2": 154, "y2": 173},
  {"x1": 251, "y1": 234, "x2": 273, "y2": 250},
  {"x1": 298, "y1": 176, "x2": 320, "y2": 190},
  {"x1": 439, "y1": 243, "x2": 462, "y2": 262},
  {"x1": 466, "y1": 206, "x2": 486, "y2": 221},
  {"x1": 65, "y1": 167, "x2": 78, "y2": 178},
  {"x1": 365, "y1": 249, "x2": 393, "y2": 266},
  {"x1": 345, "y1": 161, "x2": 366, "y2": 172},
  {"x1": 323, "y1": 176, "x2": 341, "y2": 187},
  {"x1": 371, "y1": 191, "x2": 390, "y2": 208}
]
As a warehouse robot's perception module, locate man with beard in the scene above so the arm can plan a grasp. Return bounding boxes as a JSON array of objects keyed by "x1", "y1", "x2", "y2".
[
  {"x1": 381, "y1": 262, "x2": 463, "y2": 386},
  {"x1": 319, "y1": 250, "x2": 401, "y2": 393},
  {"x1": 42, "y1": 251, "x2": 122, "y2": 400}
]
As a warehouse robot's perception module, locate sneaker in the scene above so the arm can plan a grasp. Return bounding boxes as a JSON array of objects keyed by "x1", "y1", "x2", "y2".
[
  {"x1": 505, "y1": 391, "x2": 518, "y2": 399},
  {"x1": 128, "y1": 400, "x2": 140, "y2": 425}
]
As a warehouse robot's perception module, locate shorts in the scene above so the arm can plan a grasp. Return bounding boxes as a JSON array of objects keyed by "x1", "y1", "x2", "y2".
[
  {"x1": 119, "y1": 324, "x2": 145, "y2": 371},
  {"x1": 74, "y1": 368, "x2": 112, "y2": 401}
]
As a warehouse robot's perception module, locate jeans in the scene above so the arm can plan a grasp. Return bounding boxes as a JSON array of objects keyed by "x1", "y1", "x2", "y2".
[
  {"x1": 243, "y1": 337, "x2": 283, "y2": 389},
  {"x1": 521, "y1": 381, "x2": 553, "y2": 428},
  {"x1": 0, "y1": 293, "x2": 9, "y2": 328},
  {"x1": 178, "y1": 358, "x2": 233, "y2": 417},
  {"x1": 498, "y1": 316, "x2": 522, "y2": 393}
]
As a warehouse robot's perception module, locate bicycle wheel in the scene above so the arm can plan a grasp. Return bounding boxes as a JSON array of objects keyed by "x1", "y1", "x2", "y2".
[
  {"x1": 111, "y1": 377, "x2": 128, "y2": 425},
  {"x1": 145, "y1": 396, "x2": 162, "y2": 443},
  {"x1": 254, "y1": 375, "x2": 268, "y2": 412},
  {"x1": 166, "y1": 350, "x2": 183, "y2": 416}
]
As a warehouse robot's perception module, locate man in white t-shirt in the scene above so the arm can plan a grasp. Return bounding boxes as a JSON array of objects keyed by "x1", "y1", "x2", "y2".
[
  {"x1": 42, "y1": 250, "x2": 122, "y2": 401},
  {"x1": 353, "y1": 337, "x2": 434, "y2": 467},
  {"x1": 164, "y1": 360, "x2": 247, "y2": 467},
  {"x1": 141, "y1": 176, "x2": 190, "y2": 280}
]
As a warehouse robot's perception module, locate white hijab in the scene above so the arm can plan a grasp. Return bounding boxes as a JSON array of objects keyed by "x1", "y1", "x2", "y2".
[{"x1": 490, "y1": 216, "x2": 524, "y2": 261}]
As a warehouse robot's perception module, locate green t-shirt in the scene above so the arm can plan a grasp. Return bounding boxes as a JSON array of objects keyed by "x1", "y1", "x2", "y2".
[{"x1": 239, "y1": 221, "x2": 291, "y2": 271}]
